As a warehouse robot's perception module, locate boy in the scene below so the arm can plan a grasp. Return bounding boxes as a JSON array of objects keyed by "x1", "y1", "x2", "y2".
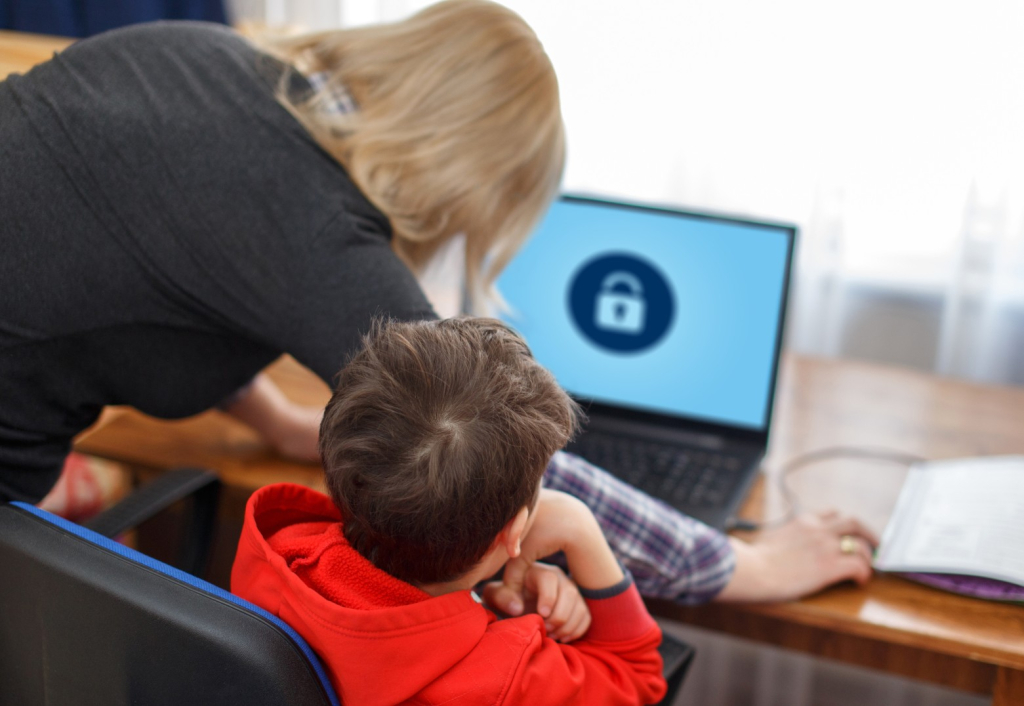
[{"x1": 231, "y1": 318, "x2": 666, "y2": 705}]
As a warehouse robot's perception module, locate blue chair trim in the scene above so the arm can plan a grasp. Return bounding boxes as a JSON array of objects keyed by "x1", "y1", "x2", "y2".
[{"x1": 11, "y1": 502, "x2": 340, "y2": 706}]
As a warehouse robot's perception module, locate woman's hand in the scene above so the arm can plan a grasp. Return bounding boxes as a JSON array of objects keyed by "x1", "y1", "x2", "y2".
[
  {"x1": 221, "y1": 373, "x2": 323, "y2": 462},
  {"x1": 482, "y1": 561, "x2": 592, "y2": 643},
  {"x1": 267, "y1": 403, "x2": 323, "y2": 462},
  {"x1": 715, "y1": 511, "x2": 878, "y2": 603}
]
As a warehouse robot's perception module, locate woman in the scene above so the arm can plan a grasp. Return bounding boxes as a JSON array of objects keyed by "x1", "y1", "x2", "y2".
[{"x1": 0, "y1": 0, "x2": 874, "y2": 603}]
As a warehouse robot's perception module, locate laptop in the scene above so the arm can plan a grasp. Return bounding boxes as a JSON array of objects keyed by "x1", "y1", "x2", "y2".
[{"x1": 496, "y1": 194, "x2": 796, "y2": 529}]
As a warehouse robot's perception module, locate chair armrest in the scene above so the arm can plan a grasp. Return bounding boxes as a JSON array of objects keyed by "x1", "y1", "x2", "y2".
[
  {"x1": 84, "y1": 468, "x2": 218, "y2": 537},
  {"x1": 84, "y1": 468, "x2": 221, "y2": 576},
  {"x1": 656, "y1": 632, "x2": 695, "y2": 705}
]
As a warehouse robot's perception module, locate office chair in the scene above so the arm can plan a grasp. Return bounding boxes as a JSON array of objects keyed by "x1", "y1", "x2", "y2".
[
  {"x1": 0, "y1": 469, "x2": 692, "y2": 706},
  {"x1": 0, "y1": 468, "x2": 339, "y2": 706}
]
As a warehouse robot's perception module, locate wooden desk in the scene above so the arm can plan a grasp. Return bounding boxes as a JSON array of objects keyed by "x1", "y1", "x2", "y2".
[
  {"x1": 0, "y1": 31, "x2": 73, "y2": 79},
  {"x1": 4, "y1": 29, "x2": 1022, "y2": 706},
  {"x1": 654, "y1": 355, "x2": 1024, "y2": 705},
  {"x1": 72, "y1": 354, "x2": 1024, "y2": 705}
]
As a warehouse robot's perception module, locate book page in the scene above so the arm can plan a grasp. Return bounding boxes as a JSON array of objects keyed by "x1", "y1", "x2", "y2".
[{"x1": 874, "y1": 456, "x2": 1024, "y2": 587}]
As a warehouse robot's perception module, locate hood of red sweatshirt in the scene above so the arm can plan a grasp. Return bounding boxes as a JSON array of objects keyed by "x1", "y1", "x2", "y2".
[{"x1": 230, "y1": 483, "x2": 497, "y2": 706}]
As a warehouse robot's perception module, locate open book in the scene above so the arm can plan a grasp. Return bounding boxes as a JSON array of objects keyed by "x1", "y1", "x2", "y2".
[{"x1": 873, "y1": 456, "x2": 1024, "y2": 602}]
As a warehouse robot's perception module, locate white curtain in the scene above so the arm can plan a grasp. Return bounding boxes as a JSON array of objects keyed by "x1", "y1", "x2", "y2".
[{"x1": 227, "y1": 0, "x2": 1024, "y2": 387}]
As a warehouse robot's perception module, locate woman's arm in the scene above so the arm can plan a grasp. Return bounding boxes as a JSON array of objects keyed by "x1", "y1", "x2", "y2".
[
  {"x1": 541, "y1": 451, "x2": 734, "y2": 604},
  {"x1": 221, "y1": 374, "x2": 323, "y2": 462},
  {"x1": 541, "y1": 451, "x2": 878, "y2": 605}
]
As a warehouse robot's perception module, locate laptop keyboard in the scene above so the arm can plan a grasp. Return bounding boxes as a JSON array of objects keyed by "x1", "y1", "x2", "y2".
[{"x1": 567, "y1": 435, "x2": 745, "y2": 509}]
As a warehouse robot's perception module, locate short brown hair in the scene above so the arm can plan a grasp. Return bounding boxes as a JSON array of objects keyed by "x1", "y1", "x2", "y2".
[{"x1": 319, "y1": 317, "x2": 580, "y2": 585}]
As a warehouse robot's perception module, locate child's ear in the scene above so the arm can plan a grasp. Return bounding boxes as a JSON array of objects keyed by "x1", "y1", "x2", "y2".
[{"x1": 503, "y1": 506, "x2": 531, "y2": 559}]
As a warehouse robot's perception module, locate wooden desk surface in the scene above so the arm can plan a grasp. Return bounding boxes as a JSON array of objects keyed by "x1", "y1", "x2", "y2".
[
  {"x1": 3, "y1": 28, "x2": 1022, "y2": 706},
  {"x1": 78, "y1": 357, "x2": 332, "y2": 494},
  {"x1": 658, "y1": 355, "x2": 1024, "y2": 704},
  {"x1": 0, "y1": 31, "x2": 73, "y2": 79}
]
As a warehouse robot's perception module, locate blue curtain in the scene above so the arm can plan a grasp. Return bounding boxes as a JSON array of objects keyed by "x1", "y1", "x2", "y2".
[{"x1": 1, "y1": 0, "x2": 227, "y2": 38}]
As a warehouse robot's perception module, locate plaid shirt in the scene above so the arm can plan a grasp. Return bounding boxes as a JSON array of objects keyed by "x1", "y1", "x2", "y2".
[{"x1": 543, "y1": 451, "x2": 735, "y2": 605}]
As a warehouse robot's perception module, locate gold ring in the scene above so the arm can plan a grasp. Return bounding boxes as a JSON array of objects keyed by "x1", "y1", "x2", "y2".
[{"x1": 839, "y1": 535, "x2": 859, "y2": 555}]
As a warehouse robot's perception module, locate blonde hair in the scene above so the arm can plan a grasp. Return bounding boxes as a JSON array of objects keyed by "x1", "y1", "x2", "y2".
[{"x1": 259, "y1": 0, "x2": 565, "y2": 312}]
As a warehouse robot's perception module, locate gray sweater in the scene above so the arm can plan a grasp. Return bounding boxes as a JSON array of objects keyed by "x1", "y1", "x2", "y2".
[{"x1": 0, "y1": 22, "x2": 435, "y2": 502}]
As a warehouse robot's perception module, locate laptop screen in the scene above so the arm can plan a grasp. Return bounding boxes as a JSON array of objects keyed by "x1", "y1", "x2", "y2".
[{"x1": 496, "y1": 196, "x2": 794, "y2": 432}]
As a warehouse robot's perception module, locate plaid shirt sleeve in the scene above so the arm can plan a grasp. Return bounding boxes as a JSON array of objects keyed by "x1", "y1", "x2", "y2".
[{"x1": 543, "y1": 450, "x2": 735, "y2": 605}]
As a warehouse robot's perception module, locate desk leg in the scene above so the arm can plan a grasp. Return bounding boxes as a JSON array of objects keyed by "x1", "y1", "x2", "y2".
[{"x1": 993, "y1": 667, "x2": 1024, "y2": 706}]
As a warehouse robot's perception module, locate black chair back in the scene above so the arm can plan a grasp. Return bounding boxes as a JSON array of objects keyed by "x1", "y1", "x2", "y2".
[{"x1": 0, "y1": 502, "x2": 339, "y2": 706}]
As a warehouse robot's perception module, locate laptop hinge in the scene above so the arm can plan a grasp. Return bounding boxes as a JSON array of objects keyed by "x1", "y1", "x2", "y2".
[{"x1": 582, "y1": 415, "x2": 728, "y2": 451}]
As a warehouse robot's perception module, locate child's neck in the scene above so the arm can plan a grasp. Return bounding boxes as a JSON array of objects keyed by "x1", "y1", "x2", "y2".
[
  {"x1": 418, "y1": 576, "x2": 476, "y2": 597},
  {"x1": 417, "y1": 550, "x2": 507, "y2": 597}
]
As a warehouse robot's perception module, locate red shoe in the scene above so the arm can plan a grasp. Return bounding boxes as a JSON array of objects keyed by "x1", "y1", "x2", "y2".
[{"x1": 38, "y1": 453, "x2": 129, "y2": 522}]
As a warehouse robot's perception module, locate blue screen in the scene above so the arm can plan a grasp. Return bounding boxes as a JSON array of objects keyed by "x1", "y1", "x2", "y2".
[{"x1": 497, "y1": 198, "x2": 792, "y2": 431}]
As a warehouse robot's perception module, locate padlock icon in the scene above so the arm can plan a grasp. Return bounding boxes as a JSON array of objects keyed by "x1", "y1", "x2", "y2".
[{"x1": 594, "y1": 271, "x2": 646, "y2": 334}]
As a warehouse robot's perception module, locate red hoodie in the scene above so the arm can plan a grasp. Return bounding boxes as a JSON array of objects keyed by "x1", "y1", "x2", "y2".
[{"x1": 231, "y1": 484, "x2": 666, "y2": 706}]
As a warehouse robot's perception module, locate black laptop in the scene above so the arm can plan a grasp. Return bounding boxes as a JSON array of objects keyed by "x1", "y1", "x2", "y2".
[{"x1": 496, "y1": 195, "x2": 796, "y2": 529}]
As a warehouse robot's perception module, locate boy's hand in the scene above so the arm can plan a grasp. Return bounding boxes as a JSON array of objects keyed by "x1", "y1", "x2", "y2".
[
  {"x1": 483, "y1": 562, "x2": 592, "y2": 642},
  {"x1": 517, "y1": 489, "x2": 625, "y2": 592},
  {"x1": 484, "y1": 489, "x2": 624, "y2": 630}
]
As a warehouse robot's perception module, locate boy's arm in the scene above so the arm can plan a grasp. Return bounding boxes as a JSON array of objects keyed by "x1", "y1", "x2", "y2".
[
  {"x1": 500, "y1": 581, "x2": 665, "y2": 706},
  {"x1": 497, "y1": 490, "x2": 666, "y2": 705},
  {"x1": 510, "y1": 489, "x2": 624, "y2": 591}
]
